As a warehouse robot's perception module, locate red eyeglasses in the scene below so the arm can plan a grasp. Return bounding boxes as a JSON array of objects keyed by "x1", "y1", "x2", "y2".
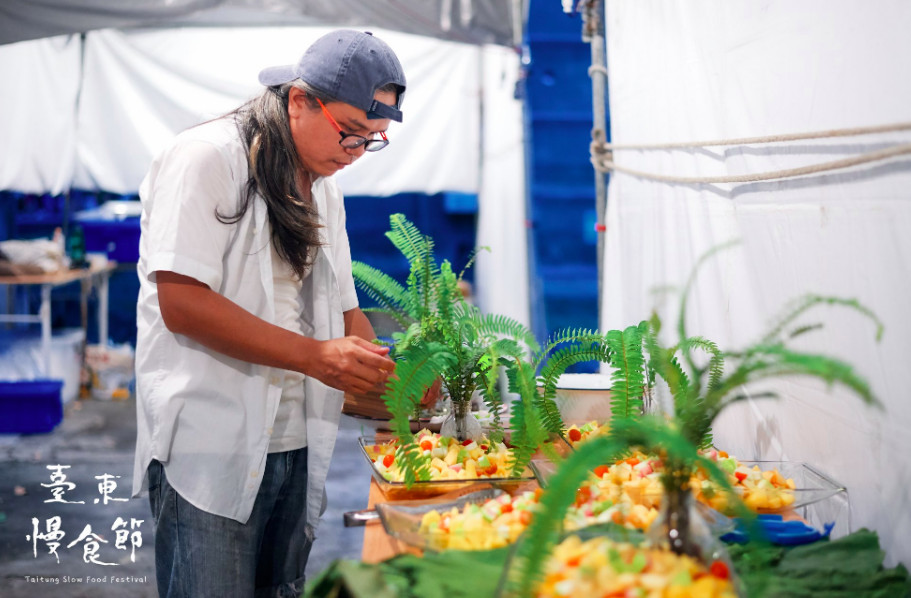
[{"x1": 316, "y1": 98, "x2": 389, "y2": 152}]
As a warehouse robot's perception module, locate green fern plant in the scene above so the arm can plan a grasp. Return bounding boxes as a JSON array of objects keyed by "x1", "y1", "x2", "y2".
[
  {"x1": 352, "y1": 214, "x2": 540, "y2": 484},
  {"x1": 508, "y1": 245, "x2": 883, "y2": 596},
  {"x1": 532, "y1": 322, "x2": 653, "y2": 440}
]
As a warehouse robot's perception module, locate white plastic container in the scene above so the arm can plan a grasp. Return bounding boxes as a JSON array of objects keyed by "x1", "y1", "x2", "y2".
[{"x1": 0, "y1": 328, "x2": 85, "y2": 404}]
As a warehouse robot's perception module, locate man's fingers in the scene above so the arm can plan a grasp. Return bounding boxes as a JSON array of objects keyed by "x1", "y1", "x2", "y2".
[{"x1": 354, "y1": 337, "x2": 392, "y2": 356}]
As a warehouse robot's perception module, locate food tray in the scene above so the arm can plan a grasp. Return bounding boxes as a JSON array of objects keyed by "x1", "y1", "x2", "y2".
[
  {"x1": 359, "y1": 436, "x2": 537, "y2": 500},
  {"x1": 738, "y1": 461, "x2": 850, "y2": 536},
  {"x1": 375, "y1": 488, "x2": 507, "y2": 550},
  {"x1": 531, "y1": 459, "x2": 843, "y2": 510},
  {"x1": 530, "y1": 459, "x2": 849, "y2": 535}
]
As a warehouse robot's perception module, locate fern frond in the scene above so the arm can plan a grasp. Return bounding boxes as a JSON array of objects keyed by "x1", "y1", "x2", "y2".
[
  {"x1": 385, "y1": 213, "x2": 436, "y2": 272},
  {"x1": 351, "y1": 261, "x2": 414, "y2": 327},
  {"x1": 760, "y1": 294, "x2": 884, "y2": 346},
  {"x1": 676, "y1": 335, "x2": 724, "y2": 399},
  {"x1": 537, "y1": 343, "x2": 613, "y2": 435},
  {"x1": 505, "y1": 359, "x2": 549, "y2": 476},
  {"x1": 605, "y1": 325, "x2": 647, "y2": 421},
  {"x1": 382, "y1": 341, "x2": 457, "y2": 486},
  {"x1": 457, "y1": 245, "x2": 490, "y2": 281},
  {"x1": 475, "y1": 349, "x2": 505, "y2": 443},
  {"x1": 709, "y1": 345, "x2": 881, "y2": 413},
  {"x1": 540, "y1": 328, "x2": 603, "y2": 357},
  {"x1": 675, "y1": 240, "x2": 740, "y2": 377},
  {"x1": 474, "y1": 312, "x2": 540, "y2": 355},
  {"x1": 788, "y1": 322, "x2": 824, "y2": 339}
]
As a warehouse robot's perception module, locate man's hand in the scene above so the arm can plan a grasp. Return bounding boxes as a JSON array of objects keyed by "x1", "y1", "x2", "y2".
[
  {"x1": 308, "y1": 336, "x2": 395, "y2": 395},
  {"x1": 156, "y1": 270, "x2": 395, "y2": 395},
  {"x1": 420, "y1": 378, "x2": 443, "y2": 409}
]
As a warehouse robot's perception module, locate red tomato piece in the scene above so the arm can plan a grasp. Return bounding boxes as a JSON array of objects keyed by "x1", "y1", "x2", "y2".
[
  {"x1": 500, "y1": 503, "x2": 514, "y2": 513},
  {"x1": 734, "y1": 471, "x2": 747, "y2": 483},
  {"x1": 382, "y1": 454, "x2": 394, "y2": 468},
  {"x1": 568, "y1": 428, "x2": 582, "y2": 442},
  {"x1": 710, "y1": 560, "x2": 730, "y2": 579},
  {"x1": 574, "y1": 486, "x2": 592, "y2": 506},
  {"x1": 420, "y1": 440, "x2": 432, "y2": 451},
  {"x1": 462, "y1": 439, "x2": 473, "y2": 446},
  {"x1": 593, "y1": 465, "x2": 610, "y2": 478}
]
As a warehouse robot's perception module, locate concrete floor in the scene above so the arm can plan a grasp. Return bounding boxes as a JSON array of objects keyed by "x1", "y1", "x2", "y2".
[{"x1": 0, "y1": 396, "x2": 374, "y2": 597}]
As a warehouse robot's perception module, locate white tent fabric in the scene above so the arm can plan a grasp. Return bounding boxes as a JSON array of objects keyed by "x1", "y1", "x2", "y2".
[
  {"x1": 0, "y1": 26, "x2": 531, "y2": 329},
  {"x1": 602, "y1": 0, "x2": 911, "y2": 566},
  {"x1": 70, "y1": 27, "x2": 483, "y2": 196},
  {"x1": 476, "y1": 44, "x2": 530, "y2": 326},
  {"x1": 0, "y1": 35, "x2": 81, "y2": 194},
  {"x1": 0, "y1": 0, "x2": 519, "y2": 47}
]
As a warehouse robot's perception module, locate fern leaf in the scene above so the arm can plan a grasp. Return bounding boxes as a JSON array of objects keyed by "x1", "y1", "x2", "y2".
[
  {"x1": 605, "y1": 325, "x2": 647, "y2": 420},
  {"x1": 712, "y1": 345, "x2": 881, "y2": 412},
  {"x1": 505, "y1": 359, "x2": 549, "y2": 476},
  {"x1": 760, "y1": 294, "x2": 884, "y2": 346},
  {"x1": 382, "y1": 341, "x2": 456, "y2": 486},
  {"x1": 536, "y1": 343, "x2": 612, "y2": 435},
  {"x1": 351, "y1": 261, "x2": 414, "y2": 328}
]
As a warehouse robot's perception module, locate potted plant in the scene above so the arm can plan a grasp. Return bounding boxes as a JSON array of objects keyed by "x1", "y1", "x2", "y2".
[
  {"x1": 352, "y1": 214, "x2": 540, "y2": 484},
  {"x1": 507, "y1": 245, "x2": 883, "y2": 596}
]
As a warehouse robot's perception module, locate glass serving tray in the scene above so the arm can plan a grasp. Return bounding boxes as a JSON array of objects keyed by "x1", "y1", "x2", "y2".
[
  {"x1": 375, "y1": 488, "x2": 507, "y2": 551},
  {"x1": 530, "y1": 459, "x2": 847, "y2": 515},
  {"x1": 359, "y1": 436, "x2": 537, "y2": 500}
]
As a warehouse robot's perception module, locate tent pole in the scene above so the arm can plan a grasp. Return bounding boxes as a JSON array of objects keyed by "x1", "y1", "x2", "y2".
[{"x1": 581, "y1": 0, "x2": 608, "y2": 331}]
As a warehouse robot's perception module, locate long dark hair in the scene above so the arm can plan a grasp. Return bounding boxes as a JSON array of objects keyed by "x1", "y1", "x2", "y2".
[
  {"x1": 217, "y1": 80, "x2": 401, "y2": 279},
  {"x1": 217, "y1": 81, "x2": 325, "y2": 279}
]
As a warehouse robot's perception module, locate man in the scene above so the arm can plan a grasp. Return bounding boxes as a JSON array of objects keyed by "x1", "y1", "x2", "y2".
[{"x1": 132, "y1": 30, "x2": 405, "y2": 597}]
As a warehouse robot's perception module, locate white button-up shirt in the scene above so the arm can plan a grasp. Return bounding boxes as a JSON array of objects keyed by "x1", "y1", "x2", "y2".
[{"x1": 131, "y1": 117, "x2": 358, "y2": 533}]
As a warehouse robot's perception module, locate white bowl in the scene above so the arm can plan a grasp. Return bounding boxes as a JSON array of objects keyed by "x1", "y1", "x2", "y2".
[{"x1": 552, "y1": 373, "x2": 612, "y2": 424}]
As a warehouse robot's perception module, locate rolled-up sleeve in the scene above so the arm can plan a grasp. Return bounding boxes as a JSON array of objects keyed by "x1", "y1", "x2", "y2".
[{"x1": 143, "y1": 139, "x2": 239, "y2": 291}]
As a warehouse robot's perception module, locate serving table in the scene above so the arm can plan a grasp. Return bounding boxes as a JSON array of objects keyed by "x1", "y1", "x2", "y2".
[
  {"x1": 0, "y1": 262, "x2": 116, "y2": 375},
  {"x1": 361, "y1": 478, "x2": 424, "y2": 563}
]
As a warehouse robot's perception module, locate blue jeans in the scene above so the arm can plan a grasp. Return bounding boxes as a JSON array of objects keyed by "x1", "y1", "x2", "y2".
[{"x1": 148, "y1": 448, "x2": 312, "y2": 598}]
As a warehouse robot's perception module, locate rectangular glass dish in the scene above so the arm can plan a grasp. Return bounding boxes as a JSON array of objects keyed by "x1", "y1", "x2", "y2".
[
  {"x1": 375, "y1": 488, "x2": 508, "y2": 551},
  {"x1": 359, "y1": 435, "x2": 537, "y2": 500},
  {"x1": 530, "y1": 459, "x2": 849, "y2": 535}
]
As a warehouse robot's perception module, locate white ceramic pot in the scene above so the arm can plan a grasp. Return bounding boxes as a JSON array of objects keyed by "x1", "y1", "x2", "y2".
[{"x1": 552, "y1": 373, "x2": 613, "y2": 425}]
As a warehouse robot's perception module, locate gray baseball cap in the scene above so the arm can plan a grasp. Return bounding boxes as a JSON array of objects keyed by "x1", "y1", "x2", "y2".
[{"x1": 258, "y1": 30, "x2": 406, "y2": 122}]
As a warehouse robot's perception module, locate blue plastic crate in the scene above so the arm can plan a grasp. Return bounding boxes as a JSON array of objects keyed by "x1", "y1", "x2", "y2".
[
  {"x1": 78, "y1": 218, "x2": 140, "y2": 263},
  {"x1": 0, "y1": 380, "x2": 64, "y2": 434}
]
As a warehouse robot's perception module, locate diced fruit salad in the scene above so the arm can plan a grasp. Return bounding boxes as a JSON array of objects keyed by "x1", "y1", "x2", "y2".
[
  {"x1": 564, "y1": 421, "x2": 797, "y2": 513},
  {"x1": 564, "y1": 420, "x2": 609, "y2": 446},
  {"x1": 366, "y1": 429, "x2": 516, "y2": 482},
  {"x1": 536, "y1": 535, "x2": 737, "y2": 598},
  {"x1": 692, "y1": 449, "x2": 796, "y2": 512},
  {"x1": 419, "y1": 489, "x2": 543, "y2": 550},
  {"x1": 409, "y1": 449, "x2": 798, "y2": 552},
  {"x1": 567, "y1": 450, "x2": 663, "y2": 532}
]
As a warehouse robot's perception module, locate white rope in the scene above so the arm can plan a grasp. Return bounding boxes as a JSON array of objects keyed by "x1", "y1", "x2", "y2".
[
  {"x1": 602, "y1": 121, "x2": 911, "y2": 151},
  {"x1": 589, "y1": 123, "x2": 911, "y2": 184},
  {"x1": 592, "y1": 143, "x2": 911, "y2": 184}
]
